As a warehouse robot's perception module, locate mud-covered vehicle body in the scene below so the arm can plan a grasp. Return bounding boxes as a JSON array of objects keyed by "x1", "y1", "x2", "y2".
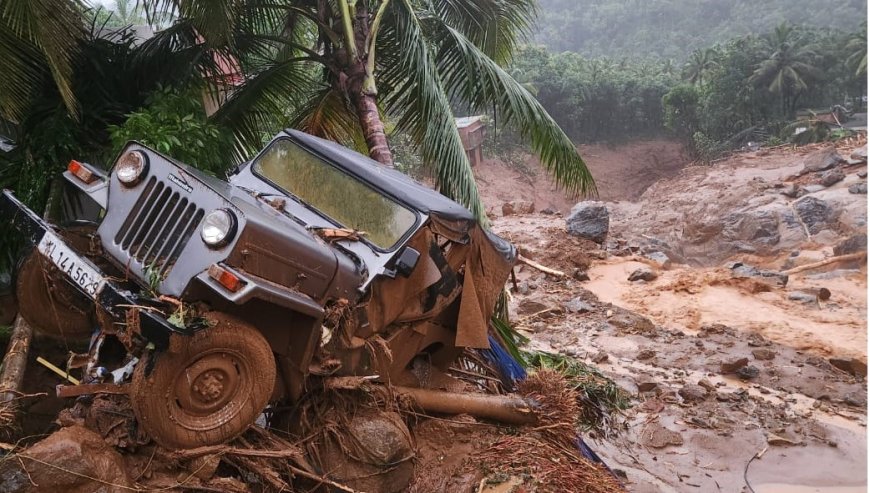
[{"x1": 2, "y1": 130, "x2": 516, "y2": 448}]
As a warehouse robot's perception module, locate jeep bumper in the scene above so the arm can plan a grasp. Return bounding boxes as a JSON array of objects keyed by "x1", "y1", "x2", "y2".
[{"x1": 1, "y1": 190, "x2": 188, "y2": 349}]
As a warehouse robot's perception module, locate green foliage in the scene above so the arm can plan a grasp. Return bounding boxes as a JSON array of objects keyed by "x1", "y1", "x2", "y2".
[
  {"x1": 509, "y1": 46, "x2": 677, "y2": 143},
  {"x1": 533, "y1": 0, "x2": 866, "y2": 59},
  {"x1": 109, "y1": 86, "x2": 233, "y2": 176},
  {"x1": 524, "y1": 350, "x2": 630, "y2": 437}
]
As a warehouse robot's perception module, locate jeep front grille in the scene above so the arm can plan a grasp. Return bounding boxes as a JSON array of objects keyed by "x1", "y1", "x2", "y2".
[{"x1": 114, "y1": 176, "x2": 204, "y2": 275}]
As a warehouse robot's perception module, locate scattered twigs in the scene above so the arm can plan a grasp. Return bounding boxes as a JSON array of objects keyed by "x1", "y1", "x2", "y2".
[
  {"x1": 517, "y1": 254, "x2": 565, "y2": 277},
  {"x1": 781, "y1": 252, "x2": 866, "y2": 275}
]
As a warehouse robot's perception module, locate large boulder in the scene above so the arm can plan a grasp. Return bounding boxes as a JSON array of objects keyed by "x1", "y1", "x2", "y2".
[
  {"x1": 819, "y1": 168, "x2": 845, "y2": 187},
  {"x1": 834, "y1": 234, "x2": 867, "y2": 256},
  {"x1": 0, "y1": 425, "x2": 132, "y2": 493},
  {"x1": 799, "y1": 146, "x2": 845, "y2": 174},
  {"x1": 794, "y1": 196, "x2": 838, "y2": 235},
  {"x1": 565, "y1": 202, "x2": 610, "y2": 243}
]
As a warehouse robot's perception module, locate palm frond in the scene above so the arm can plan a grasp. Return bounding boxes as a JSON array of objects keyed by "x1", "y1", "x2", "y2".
[
  {"x1": 434, "y1": 0, "x2": 537, "y2": 65},
  {"x1": 379, "y1": 0, "x2": 486, "y2": 219},
  {"x1": 289, "y1": 87, "x2": 368, "y2": 153},
  {"x1": 432, "y1": 21, "x2": 596, "y2": 197},
  {"x1": 0, "y1": 0, "x2": 84, "y2": 120}
]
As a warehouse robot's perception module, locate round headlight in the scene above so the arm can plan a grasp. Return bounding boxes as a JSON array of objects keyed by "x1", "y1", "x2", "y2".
[
  {"x1": 201, "y1": 209, "x2": 237, "y2": 248},
  {"x1": 116, "y1": 150, "x2": 148, "y2": 186}
]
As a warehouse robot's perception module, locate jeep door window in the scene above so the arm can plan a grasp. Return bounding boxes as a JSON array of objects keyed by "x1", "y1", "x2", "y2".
[{"x1": 254, "y1": 139, "x2": 417, "y2": 250}]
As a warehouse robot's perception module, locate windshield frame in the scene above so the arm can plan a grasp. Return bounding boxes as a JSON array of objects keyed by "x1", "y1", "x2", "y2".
[{"x1": 250, "y1": 136, "x2": 422, "y2": 253}]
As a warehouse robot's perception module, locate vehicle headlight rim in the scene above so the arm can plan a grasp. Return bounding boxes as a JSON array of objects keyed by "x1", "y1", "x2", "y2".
[
  {"x1": 116, "y1": 150, "x2": 149, "y2": 186},
  {"x1": 200, "y1": 209, "x2": 237, "y2": 248}
]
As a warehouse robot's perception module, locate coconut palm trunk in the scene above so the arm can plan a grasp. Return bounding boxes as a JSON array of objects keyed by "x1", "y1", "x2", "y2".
[{"x1": 352, "y1": 90, "x2": 393, "y2": 165}]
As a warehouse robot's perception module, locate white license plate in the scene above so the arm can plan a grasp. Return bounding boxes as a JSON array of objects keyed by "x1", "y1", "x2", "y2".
[{"x1": 37, "y1": 230, "x2": 105, "y2": 299}]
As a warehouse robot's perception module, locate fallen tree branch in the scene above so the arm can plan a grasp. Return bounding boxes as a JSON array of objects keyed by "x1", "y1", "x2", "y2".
[
  {"x1": 0, "y1": 316, "x2": 33, "y2": 404},
  {"x1": 782, "y1": 252, "x2": 866, "y2": 275},
  {"x1": 168, "y1": 445, "x2": 305, "y2": 461},
  {"x1": 517, "y1": 254, "x2": 565, "y2": 278}
]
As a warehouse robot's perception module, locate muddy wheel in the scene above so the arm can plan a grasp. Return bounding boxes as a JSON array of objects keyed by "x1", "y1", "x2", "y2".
[
  {"x1": 16, "y1": 250, "x2": 93, "y2": 340},
  {"x1": 130, "y1": 312, "x2": 276, "y2": 449}
]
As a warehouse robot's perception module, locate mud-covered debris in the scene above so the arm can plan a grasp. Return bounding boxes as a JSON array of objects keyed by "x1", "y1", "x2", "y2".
[
  {"x1": 641, "y1": 422, "x2": 683, "y2": 448},
  {"x1": 636, "y1": 349, "x2": 656, "y2": 360},
  {"x1": 829, "y1": 358, "x2": 868, "y2": 378},
  {"x1": 608, "y1": 308, "x2": 656, "y2": 334},
  {"x1": 697, "y1": 379, "x2": 716, "y2": 392},
  {"x1": 572, "y1": 268, "x2": 591, "y2": 281},
  {"x1": 0, "y1": 425, "x2": 132, "y2": 493},
  {"x1": 767, "y1": 432, "x2": 804, "y2": 447},
  {"x1": 728, "y1": 262, "x2": 789, "y2": 288},
  {"x1": 720, "y1": 357, "x2": 749, "y2": 374},
  {"x1": 678, "y1": 384, "x2": 709, "y2": 403},
  {"x1": 564, "y1": 297, "x2": 593, "y2": 313},
  {"x1": 637, "y1": 381, "x2": 658, "y2": 393},
  {"x1": 752, "y1": 348, "x2": 776, "y2": 361},
  {"x1": 788, "y1": 291, "x2": 819, "y2": 304},
  {"x1": 628, "y1": 267, "x2": 657, "y2": 282}
]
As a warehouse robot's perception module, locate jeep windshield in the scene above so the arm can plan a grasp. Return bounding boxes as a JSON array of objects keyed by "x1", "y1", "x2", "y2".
[{"x1": 253, "y1": 139, "x2": 418, "y2": 250}]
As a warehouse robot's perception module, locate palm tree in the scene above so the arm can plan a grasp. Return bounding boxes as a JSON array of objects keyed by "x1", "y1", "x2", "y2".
[
  {"x1": 750, "y1": 24, "x2": 819, "y2": 118},
  {"x1": 846, "y1": 25, "x2": 867, "y2": 76},
  {"x1": 0, "y1": 0, "x2": 84, "y2": 121},
  {"x1": 144, "y1": 0, "x2": 594, "y2": 218},
  {"x1": 682, "y1": 48, "x2": 718, "y2": 85}
]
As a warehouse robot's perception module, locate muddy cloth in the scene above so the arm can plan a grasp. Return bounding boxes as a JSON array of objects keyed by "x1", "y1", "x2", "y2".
[{"x1": 366, "y1": 215, "x2": 516, "y2": 349}]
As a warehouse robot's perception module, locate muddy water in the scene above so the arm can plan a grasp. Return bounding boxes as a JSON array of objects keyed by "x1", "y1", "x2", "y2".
[
  {"x1": 586, "y1": 259, "x2": 868, "y2": 359},
  {"x1": 755, "y1": 485, "x2": 867, "y2": 493}
]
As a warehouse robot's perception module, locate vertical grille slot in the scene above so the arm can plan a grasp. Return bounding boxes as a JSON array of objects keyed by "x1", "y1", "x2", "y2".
[{"x1": 114, "y1": 176, "x2": 203, "y2": 276}]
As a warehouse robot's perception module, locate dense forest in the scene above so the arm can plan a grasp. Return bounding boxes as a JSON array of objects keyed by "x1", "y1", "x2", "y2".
[{"x1": 535, "y1": 0, "x2": 867, "y2": 59}]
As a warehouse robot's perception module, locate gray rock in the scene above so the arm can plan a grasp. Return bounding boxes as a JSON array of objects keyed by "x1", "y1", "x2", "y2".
[
  {"x1": 819, "y1": 168, "x2": 846, "y2": 187},
  {"x1": 730, "y1": 262, "x2": 789, "y2": 287},
  {"x1": 565, "y1": 202, "x2": 610, "y2": 243},
  {"x1": 858, "y1": 170, "x2": 868, "y2": 179},
  {"x1": 516, "y1": 282, "x2": 530, "y2": 295},
  {"x1": 628, "y1": 267, "x2": 658, "y2": 282},
  {"x1": 564, "y1": 297, "x2": 593, "y2": 313},
  {"x1": 851, "y1": 145, "x2": 867, "y2": 162},
  {"x1": 572, "y1": 269, "x2": 590, "y2": 281},
  {"x1": 637, "y1": 348, "x2": 656, "y2": 360},
  {"x1": 848, "y1": 182, "x2": 867, "y2": 194},
  {"x1": 591, "y1": 351, "x2": 609, "y2": 364},
  {"x1": 794, "y1": 196, "x2": 837, "y2": 235},
  {"x1": 788, "y1": 291, "x2": 818, "y2": 304},
  {"x1": 737, "y1": 365, "x2": 760, "y2": 380},
  {"x1": 780, "y1": 183, "x2": 800, "y2": 198},
  {"x1": 540, "y1": 207, "x2": 557, "y2": 215},
  {"x1": 678, "y1": 384, "x2": 709, "y2": 403},
  {"x1": 800, "y1": 147, "x2": 845, "y2": 174},
  {"x1": 722, "y1": 210, "x2": 781, "y2": 247},
  {"x1": 637, "y1": 381, "x2": 658, "y2": 393},
  {"x1": 834, "y1": 234, "x2": 867, "y2": 256},
  {"x1": 644, "y1": 251, "x2": 672, "y2": 269}
]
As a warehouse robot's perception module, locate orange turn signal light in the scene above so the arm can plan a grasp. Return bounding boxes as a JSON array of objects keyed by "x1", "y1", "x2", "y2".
[
  {"x1": 208, "y1": 264, "x2": 243, "y2": 292},
  {"x1": 68, "y1": 160, "x2": 96, "y2": 184}
]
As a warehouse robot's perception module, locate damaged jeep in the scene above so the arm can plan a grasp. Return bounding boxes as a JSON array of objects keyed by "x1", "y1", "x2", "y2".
[{"x1": 2, "y1": 130, "x2": 516, "y2": 448}]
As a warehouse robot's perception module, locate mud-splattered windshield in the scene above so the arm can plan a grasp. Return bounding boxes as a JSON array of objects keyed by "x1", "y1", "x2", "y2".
[{"x1": 254, "y1": 139, "x2": 418, "y2": 250}]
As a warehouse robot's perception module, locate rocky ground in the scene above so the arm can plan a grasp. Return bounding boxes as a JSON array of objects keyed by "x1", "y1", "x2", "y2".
[{"x1": 490, "y1": 138, "x2": 868, "y2": 492}]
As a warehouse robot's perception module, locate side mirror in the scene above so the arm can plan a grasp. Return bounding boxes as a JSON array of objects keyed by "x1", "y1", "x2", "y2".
[{"x1": 387, "y1": 247, "x2": 420, "y2": 278}]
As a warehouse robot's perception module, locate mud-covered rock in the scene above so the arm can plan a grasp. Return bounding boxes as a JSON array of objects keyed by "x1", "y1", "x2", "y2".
[
  {"x1": 794, "y1": 196, "x2": 838, "y2": 235},
  {"x1": 834, "y1": 234, "x2": 867, "y2": 256},
  {"x1": 643, "y1": 251, "x2": 672, "y2": 269},
  {"x1": 678, "y1": 384, "x2": 709, "y2": 403},
  {"x1": 636, "y1": 348, "x2": 656, "y2": 360},
  {"x1": 720, "y1": 357, "x2": 749, "y2": 374},
  {"x1": 788, "y1": 291, "x2": 818, "y2": 304},
  {"x1": 729, "y1": 262, "x2": 789, "y2": 288},
  {"x1": 851, "y1": 145, "x2": 867, "y2": 162},
  {"x1": 752, "y1": 348, "x2": 776, "y2": 361},
  {"x1": 721, "y1": 210, "x2": 781, "y2": 248},
  {"x1": 829, "y1": 358, "x2": 868, "y2": 378},
  {"x1": 799, "y1": 147, "x2": 845, "y2": 174},
  {"x1": 628, "y1": 267, "x2": 657, "y2": 282},
  {"x1": 608, "y1": 308, "x2": 656, "y2": 334},
  {"x1": 0, "y1": 425, "x2": 132, "y2": 493},
  {"x1": 563, "y1": 297, "x2": 593, "y2": 313},
  {"x1": 565, "y1": 202, "x2": 610, "y2": 243},
  {"x1": 848, "y1": 182, "x2": 867, "y2": 194},
  {"x1": 819, "y1": 168, "x2": 845, "y2": 187},
  {"x1": 737, "y1": 365, "x2": 760, "y2": 380}
]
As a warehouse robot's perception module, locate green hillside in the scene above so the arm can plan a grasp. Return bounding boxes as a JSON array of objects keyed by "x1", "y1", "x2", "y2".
[{"x1": 535, "y1": 0, "x2": 867, "y2": 59}]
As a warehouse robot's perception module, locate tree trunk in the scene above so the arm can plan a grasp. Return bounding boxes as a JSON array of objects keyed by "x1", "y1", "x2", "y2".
[{"x1": 353, "y1": 91, "x2": 394, "y2": 166}]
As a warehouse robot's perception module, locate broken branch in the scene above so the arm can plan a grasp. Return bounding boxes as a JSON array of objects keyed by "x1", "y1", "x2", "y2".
[
  {"x1": 517, "y1": 254, "x2": 565, "y2": 278},
  {"x1": 781, "y1": 252, "x2": 866, "y2": 275}
]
